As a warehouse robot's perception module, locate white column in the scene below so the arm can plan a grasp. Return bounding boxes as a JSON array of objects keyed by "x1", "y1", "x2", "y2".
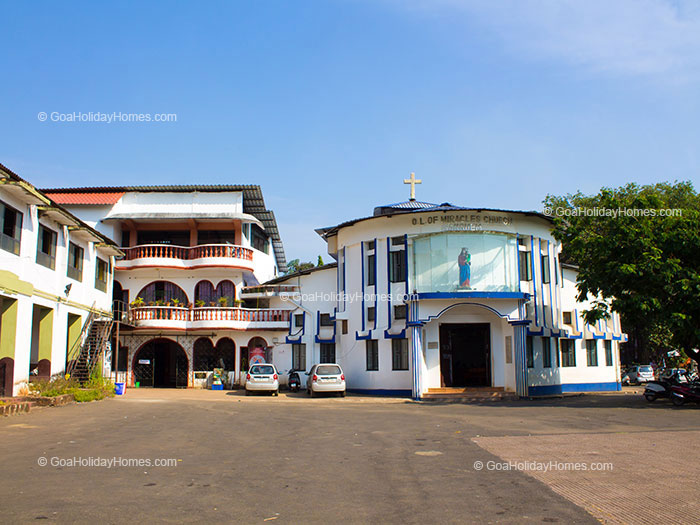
[{"x1": 234, "y1": 342, "x2": 241, "y2": 386}]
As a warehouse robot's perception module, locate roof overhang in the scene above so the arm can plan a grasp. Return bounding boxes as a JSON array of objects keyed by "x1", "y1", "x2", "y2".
[
  {"x1": 102, "y1": 211, "x2": 264, "y2": 227},
  {"x1": 0, "y1": 177, "x2": 51, "y2": 205},
  {"x1": 95, "y1": 242, "x2": 125, "y2": 258},
  {"x1": 37, "y1": 205, "x2": 81, "y2": 228},
  {"x1": 67, "y1": 225, "x2": 105, "y2": 243}
]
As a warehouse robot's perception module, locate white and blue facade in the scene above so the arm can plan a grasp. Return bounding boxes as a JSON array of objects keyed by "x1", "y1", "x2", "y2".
[{"x1": 266, "y1": 200, "x2": 626, "y2": 399}]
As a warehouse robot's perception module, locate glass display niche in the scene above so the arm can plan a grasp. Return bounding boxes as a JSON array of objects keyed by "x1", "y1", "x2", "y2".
[{"x1": 412, "y1": 232, "x2": 519, "y2": 293}]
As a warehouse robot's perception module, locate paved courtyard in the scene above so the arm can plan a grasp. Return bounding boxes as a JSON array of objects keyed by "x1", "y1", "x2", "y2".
[{"x1": 1, "y1": 389, "x2": 698, "y2": 524}]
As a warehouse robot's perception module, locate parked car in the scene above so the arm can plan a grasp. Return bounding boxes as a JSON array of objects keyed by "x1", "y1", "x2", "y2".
[
  {"x1": 621, "y1": 365, "x2": 654, "y2": 385},
  {"x1": 245, "y1": 364, "x2": 279, "y2": 396},
  {"x1": 306, "y1": 363, "x2": 346, "y2": 397}
]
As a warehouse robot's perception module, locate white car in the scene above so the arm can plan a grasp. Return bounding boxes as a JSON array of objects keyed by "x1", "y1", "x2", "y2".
[
  {"x1": 245, "y1": 364, "x2": 279, "y2": 396},
  {"x1": 306, "y1": 363, "x2": 346, "y2": 397}
]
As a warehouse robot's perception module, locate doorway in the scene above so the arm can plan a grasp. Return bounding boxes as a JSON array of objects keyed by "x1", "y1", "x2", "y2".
[
  {"x1": 133, "y1": 339, "x2": 188, "y2": 388},
  {"x1": 439, "y1": 323, "x2": 491, "y2": 387}
]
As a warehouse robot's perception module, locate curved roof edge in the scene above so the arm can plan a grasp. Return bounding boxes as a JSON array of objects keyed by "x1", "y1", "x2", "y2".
[{"x1": 316, "y1": 204, "x2": 554, "y2": 240}]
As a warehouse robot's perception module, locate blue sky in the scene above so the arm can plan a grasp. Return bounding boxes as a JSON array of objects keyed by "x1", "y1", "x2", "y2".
[{"x1": 2, "y1": 0, "x2": 699, "y2": 262}]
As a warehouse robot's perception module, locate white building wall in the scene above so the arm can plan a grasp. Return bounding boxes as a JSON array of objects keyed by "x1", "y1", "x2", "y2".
[{"x1": 1, "y1": 186, "x2": 115, "y2": 395}]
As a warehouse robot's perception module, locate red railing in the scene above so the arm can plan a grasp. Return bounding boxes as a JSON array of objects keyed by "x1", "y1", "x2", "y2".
[
  {"x1": 130, "y1": 306, "x2": 191, "y2": 322},
  {"x1": 123, "y1": 244, "x2": 253, "y2": 262},
  {"x1": 130, "y1": 306, "x2": 290, "y2": 324}
]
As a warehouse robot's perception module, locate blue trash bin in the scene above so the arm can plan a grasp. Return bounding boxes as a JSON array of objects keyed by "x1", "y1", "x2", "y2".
[{"x1": 115, "y1": 382, "x2": 125, "y2": 395}]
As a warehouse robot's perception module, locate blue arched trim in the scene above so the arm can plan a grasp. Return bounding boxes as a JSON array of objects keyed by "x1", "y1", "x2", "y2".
[
  {"x1": 315, "y1": 310, "x2": 336, "y2": 343},
  {"x1": 285, "y1": 310, "x2": 305, "y2": 344},
  {"x1": 418, "y1": 301, "x2": 526, "y2": 325}
]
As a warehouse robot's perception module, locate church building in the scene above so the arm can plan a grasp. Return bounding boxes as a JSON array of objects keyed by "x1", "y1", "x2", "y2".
[{"x1": 265, "y1": 175, "x2": 626, "y2": 399}]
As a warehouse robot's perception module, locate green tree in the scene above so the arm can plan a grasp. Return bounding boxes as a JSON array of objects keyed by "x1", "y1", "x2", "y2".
[
  {"x1": 544, "y1": 181, "x2": 700, "y2": 365},
  {"x1": 285, "y1": 258, "x2": 315, "y2": 275}
]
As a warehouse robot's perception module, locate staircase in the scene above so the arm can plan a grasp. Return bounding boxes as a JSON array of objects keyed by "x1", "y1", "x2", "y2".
[
  {"x1": 422, "y1": 386, "x2": 516, "y2": 402},
  {"x1": 66, "y1": 316, "x2": 114, "y2": 384}
]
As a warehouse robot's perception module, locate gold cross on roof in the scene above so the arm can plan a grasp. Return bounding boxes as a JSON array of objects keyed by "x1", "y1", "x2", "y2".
[{"x1": 403, "y1": 172, "x2": 422, "y2": 201}]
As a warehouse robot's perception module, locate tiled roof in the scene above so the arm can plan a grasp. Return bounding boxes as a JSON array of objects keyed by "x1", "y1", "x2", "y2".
[{"x1": 46, "y1": 192, "x2": 125, "y2": 205}]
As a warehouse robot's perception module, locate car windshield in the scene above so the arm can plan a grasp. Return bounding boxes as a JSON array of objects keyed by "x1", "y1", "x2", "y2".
[
  {"x1": 250, "y1": 365, "x2": 274, "y2": 374},
  {"x1": 317, "y1": 365, "x2": 341, "y2": 375},
  {"x1": 639, "y1": 366, "x2": 653, "y2": 373}
]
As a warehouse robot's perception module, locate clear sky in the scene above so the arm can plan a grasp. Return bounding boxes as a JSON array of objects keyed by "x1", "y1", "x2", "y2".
[{"x1": 2, "y1": 0, "x2": 699, "y2": 263}]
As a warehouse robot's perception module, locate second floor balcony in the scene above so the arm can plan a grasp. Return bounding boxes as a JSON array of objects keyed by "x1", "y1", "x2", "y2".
[
  {"x1": 128, "y1": 305, "x2": 291, "y2": 330},
  {"x1": 117, "y1": 243, "x2": 255, "y2": 271}
]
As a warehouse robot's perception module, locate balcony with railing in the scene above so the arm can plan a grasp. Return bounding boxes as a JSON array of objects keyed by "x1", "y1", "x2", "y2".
[
  {"x1": 239, "y1": 284, "x2": 300, "y2": 299},
  {"x1": 116, "y1": 243, "x2": 255, "y2": 271},
  {"x1": 127, "y1": 306, "x2": 291, "y2": 330}
]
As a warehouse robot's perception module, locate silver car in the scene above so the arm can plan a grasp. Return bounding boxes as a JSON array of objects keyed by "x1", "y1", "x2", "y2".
[
  {"x1": 622, "y1": 365, "x2": 655, "y2": 385},
  {"x1": 306, "y1": 363, "x2": 346, "y2": 397},
  {"x1": 245, "y1": 364, "x2": 279, "y2": 396}
]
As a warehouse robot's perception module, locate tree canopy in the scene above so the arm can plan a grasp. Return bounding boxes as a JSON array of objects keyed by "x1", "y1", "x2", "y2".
[{"x1": 544, "y1": 181, "x2": 700, "y2": 364}]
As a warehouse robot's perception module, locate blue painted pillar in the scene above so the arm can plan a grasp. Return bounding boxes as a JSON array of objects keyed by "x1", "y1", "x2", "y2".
[
  {"x1": 512, "y1": 323, "x2": 528, "y2": 397},
  {"x1": 407, "y1": 295, "x2": 424, "y2": 400}
]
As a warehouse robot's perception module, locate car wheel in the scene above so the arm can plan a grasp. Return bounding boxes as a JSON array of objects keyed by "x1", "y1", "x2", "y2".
[
  {"x1": 340, "y1": 391, "x2": 346, "y2": 398},
  {"x1": 644, "y1": 394, "x2": 656, "y2": 402},
  {"x1": 273, "y1": 390, "x2": 279, "y2": 397}
]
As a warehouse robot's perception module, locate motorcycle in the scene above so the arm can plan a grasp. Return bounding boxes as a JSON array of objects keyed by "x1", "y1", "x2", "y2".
[
  {"x1": 288, "y1": 371, "x2": 301, "y2": 392},
  {"x1": 670, "y1": 381, "x2": 700, "y2": 407},
  {"x1": 644, "y1": 370, "x2": 688, "y2": 402}
]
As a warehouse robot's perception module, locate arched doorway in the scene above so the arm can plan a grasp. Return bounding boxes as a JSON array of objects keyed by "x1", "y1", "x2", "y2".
[
  {"x1": 195, "y1": 280, "x2": 236, "y2": 307},
  {"x1": 243, "y1": 337, "x2": 268, "y2": 371},
  {"x1": 133, "y1": 338, "x2": 189, "y2": 388},
  {"x1": 193, "y1": 337, "x2": 236, "y2": 371},
  {"x1": 137, "y1": 281, "x2": 189, "y2": 306}
]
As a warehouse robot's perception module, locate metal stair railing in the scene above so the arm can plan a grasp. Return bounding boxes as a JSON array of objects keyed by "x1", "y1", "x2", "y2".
[
  {"x1": 66, "y1": 305, "x2": 114, "y2": 384},
  {"x1": 65, "y1": 306, "x2": 97, "y2": 377}
]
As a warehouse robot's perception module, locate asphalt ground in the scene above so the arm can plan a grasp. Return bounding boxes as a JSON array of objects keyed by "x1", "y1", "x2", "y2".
[{"x1": 1, "y1": 388, "x2": 698, "y2": 524}]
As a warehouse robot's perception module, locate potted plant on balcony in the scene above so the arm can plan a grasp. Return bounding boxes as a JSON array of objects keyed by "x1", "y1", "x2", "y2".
[
  {"x1": 172, "y1": 298, "x2": 181, "y2": 307},
  {"x1": 234, "y1": 299, "x2": 244, "y2": 307},
  {"x1": 217, "y1": 297, "x2": 229, "y2": 308},
  {"x1": 130, "y1": 297, "x2": 145, "y2": 308},
  {"x1": 195, "y1": 300, "x2": 205, "y2": 308}
]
